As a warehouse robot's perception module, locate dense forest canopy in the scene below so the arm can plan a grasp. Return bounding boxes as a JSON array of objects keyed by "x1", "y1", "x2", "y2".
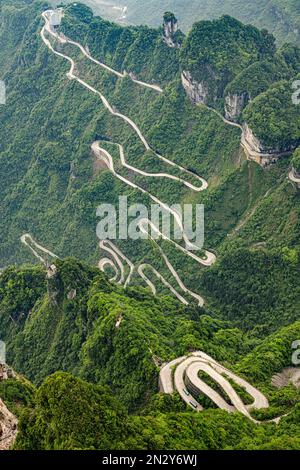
[
  {"x1": 53, "y1": 0, "x2": 300, "y2": 47},
  {"x1": 0, "y1": 0, "x2": 299, "y2": 452},
  {"x1": 1, "y1": 260, "x2": 300, "y2": 450}
]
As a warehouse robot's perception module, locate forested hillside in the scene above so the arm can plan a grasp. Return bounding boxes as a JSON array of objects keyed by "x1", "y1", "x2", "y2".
[
  {"x1": 0, "y1": 1, "x2": 299, "y2": 310},
  {"x1": 58, "y1": 0, "x2": 300, "y2": 46},
  {"x1": 13, "y1": 371, "x2": 300, "y2": 450},
  {"x1": 1, "y1": 259, "x2": 300, "y2": 449},
  {"x1": 0, "y1": 0, "x2": 299, "y2": 451}
]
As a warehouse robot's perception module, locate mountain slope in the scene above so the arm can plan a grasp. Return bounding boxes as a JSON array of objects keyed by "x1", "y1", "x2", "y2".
[
  {"x1": 0, "y1": 2, "x2": 299, "y2": 319},
  {"x1": 60, "y1": 0, "x2": 300, "y2": 46},
  {"x1": 15, "y1": 371, "x2": 300, "y2": 450},
  {"x1": 0, "y1": 259, "x2": 299, "y2": 449},
  {"x1": 0, "y1": 0, "x2": 300, "y2": 453}
]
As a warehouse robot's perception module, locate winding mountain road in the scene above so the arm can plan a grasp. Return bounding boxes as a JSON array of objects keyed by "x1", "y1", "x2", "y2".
[
  {"x1": 288, "y1": 169, "x2": 300, "y2": 185},
  {"x1": 99, "y1": 239, "x2": 134, "y2": 288},
  {"x1": 95, "y1": 141, "x2": 207, "y2": 192},
  {"x1": 22, "y1": 8, "x2": 287, "y2": 305},
  {"x1": 53, "y1": 26, "x2": 163, "y2": 93},
  {"x1": 21, "y1": 233, "x2": 59, "y2": 266},
  {"x1": 39, "y1": 9, "x2": 215, "y2": 305},
  {"x1": 159, "y1": 351, "x2": 285, "y2": 423},
  {"x1": 16, "y1": 10, "x2": 293, "y2": 429}
]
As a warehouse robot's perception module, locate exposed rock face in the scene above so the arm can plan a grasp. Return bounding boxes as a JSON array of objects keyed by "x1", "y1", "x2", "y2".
[
  {"x1": 46, "y1": 264, "x2": 61, "y2": 305},
  {"x1": 241, "y1": 123, "x2": 294, "y2": 167},
  {"x1": 225, "y1": 93, "x2": 248, "y2": 122},
  {"x1": 67, "y1": 288, "x2": 77, "y2": 300},
  {"x1": 0, "y1": 399, "x2": 17, "y2": 450},
  {"x1": 272, "y1": 367, "x2": 300, "y2": 389},
  {"x1": 163, "y1": 14, "x2": 178, "y2": 48},
  {"x1": 242, "y1": 123, "x2": 267, "y2": 154},
  {"x1": 0, "y1": 364, "x2": 15, "y2": 381},
  {"x1": 181, "y1": 70, "x2": 209, "y2": 105},
  {"x1": 0, "y1": 365, "x2": 18, "y2": 450},
  {"x1": 47, "y1": 264, "x2": 57, "y2": 279}
]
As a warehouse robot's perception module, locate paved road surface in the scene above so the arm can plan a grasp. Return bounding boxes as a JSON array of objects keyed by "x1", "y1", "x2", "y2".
[{"x1": 159, "y1": 351, "x2": 277, "y2": 423}]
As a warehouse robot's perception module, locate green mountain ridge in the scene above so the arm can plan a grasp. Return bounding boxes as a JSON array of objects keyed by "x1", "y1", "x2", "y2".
[
  {"x1": 0, "y1": 1, "x2": 299, "y2": 275},
  {"x1": 1, "y1": 258, "x2": 300, "y2": 449},
  {"x1": 56, "y1": 0, "x2": 300, "y2": 46},
  {"x1": 0, "y1": 0, "x2": 299, "y2": 451}
]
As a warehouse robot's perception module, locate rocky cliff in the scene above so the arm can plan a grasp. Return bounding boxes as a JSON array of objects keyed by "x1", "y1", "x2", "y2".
[
  {"x1": 242, "y1": 124, "x2": 266, "y2": 154},
  {"x1": 181, "y1": 70, "x2": 209, "y2": 105},
  {"x1": 0, "y1": 399, "x2": 17, "y2": 450},
  {"x1": 0, "y1": 365, "x2": 18, "y2": 450},
  {"x1": 46, "y1": 264, "x2": 61, "y2": 305},
  {"x1": 163, "y1": 12, "x2": 179, "y2": 48},
  {"x1": 225, "y1": 92, "x2": 249, "y2": 122},
  {"x1": 0, "y1": 364, "x2": 15, "y2": 381},
  {"x1": 241, "y1": 123, "x2": 294, "y2": 166}
]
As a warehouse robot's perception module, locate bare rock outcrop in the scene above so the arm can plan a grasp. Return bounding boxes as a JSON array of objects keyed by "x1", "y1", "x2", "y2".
[
  {"x1": 163, "y1": 13, "x2": 179, "y2": 48},
  {"x1": 0, "y1": 399, "x2": 18, "y2": 450},
  {"x1": 242, "y1": 123, "x2": 268, "y2": 154},
  {"x1": 0, "y1": 365, "x2": 18, "y2": 450},
  {"x1": 181, "y1": 70, "x2": 209, "y2": 105},
  {"x1": 67, "y1": 288, "x2": 77, "y2": 300},
  {"x1": 241, "y1": 123, "x2": 293, "y2": 167},
  {"x1": 271, "y1": 368, "x2": 300, "y2": 389},
  {"x1": 0, "y1": 364, "x2": 15, "y2": 381},
  {"x1": 225, "y1": 93, "x2": 248, "y2": 122},
  {"x1": 46, "y1": 264, "x2": 61, "y2": 305}
]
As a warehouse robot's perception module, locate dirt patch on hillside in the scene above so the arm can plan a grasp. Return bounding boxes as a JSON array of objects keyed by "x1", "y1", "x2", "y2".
[{"x1": 271, "y1": 368, "x2": 300, "y2": 389}]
